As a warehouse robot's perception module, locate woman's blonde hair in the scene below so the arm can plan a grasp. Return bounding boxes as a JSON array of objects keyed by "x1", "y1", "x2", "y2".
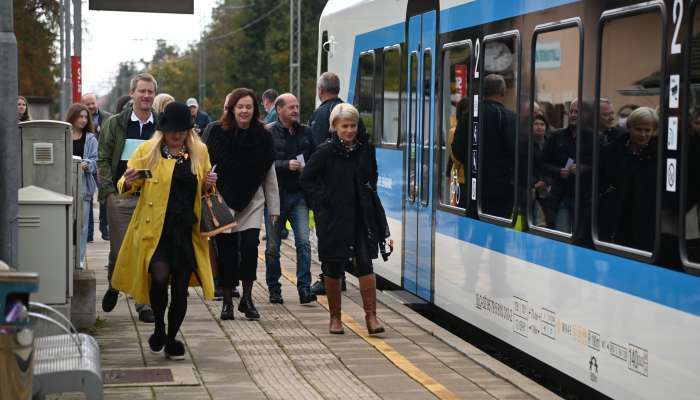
[
  {"x1": 626, "y1": 106, "x2": 659, "y2": 135},
  {"x1": 153, "y1": 93, "x2": 175, "y2": 113},
  {"x1": 329, "y1": 103, "x2": 360, "y2": 133},
  {"x1": 140, "y1": 129, "x2": 206, "y2": 175}
]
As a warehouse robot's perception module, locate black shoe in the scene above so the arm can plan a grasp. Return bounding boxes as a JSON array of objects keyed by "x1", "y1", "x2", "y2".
[
  {"x1": 269, "y1": 291, "x2": 284, "y2": 304},
  {"x1": 164, "y1": 340, "x2": 185, "y2": 360},
  {"x1": 101, "y1": 289, "x2": 119, "y2": 312},
  {"x1": 238, "y1": 297, "x2": 260, "y2": 320},
  {"x1": 101, "y1": 233, "x2": 110, "y2": 241},
  {"x1": 341, "y1": 277, "x2": 347, "y2": 292},
  {"x1": 148, "y1": 332, "x2": 165, "y2": 354},
  {"x1": 233, "y1": 287, "x2": 241, "y2": 298},
  {"x1": 220, "y1": 303, "x2": 235, "y2": 320},
  {"x1": 299, "y1": 288, "x2": 317, "y2": 304},
  {"x1": 213, "y1": 287, "x2": 223, "y2": 301},
  {"x1": 139, "y1": 308, "x2": 155, "y2": 323},
  {"x1": 310, "y1": 279, "x2": 325, "y2": 296},
  {"x1": 87, "y1": 238, "x2": 94, "y2": 243},
  {"x1": 281, "y1": 228, "x2": 289, "y2": 239}
]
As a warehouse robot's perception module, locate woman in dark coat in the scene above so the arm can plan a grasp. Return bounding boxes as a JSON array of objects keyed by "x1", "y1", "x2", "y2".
[
  {"x1": 604, "y1": 106, "x2": 659, "y2": 251},
  {"x1": 206, "y1": 88, "x2": 280, "y2": 321},
  {"x1": 301, "y1": 103, "x2": 387, "y2": 335}
]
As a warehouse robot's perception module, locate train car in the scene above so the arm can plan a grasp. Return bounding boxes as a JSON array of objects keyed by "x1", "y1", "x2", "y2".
[{"x1": 317, "y1": 0, "x2": 700, "y2": 398}]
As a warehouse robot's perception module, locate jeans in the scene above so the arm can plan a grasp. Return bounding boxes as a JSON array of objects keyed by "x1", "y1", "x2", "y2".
[
  {"x1": 79, "y1": 197, "x2": 92, "y2": 263},
  {"x1": 265, "y1": 191, "x2": 311, "y2": 293},
  {"x1": 555, "y1": 196, "x2": 574, "y2": 233}
]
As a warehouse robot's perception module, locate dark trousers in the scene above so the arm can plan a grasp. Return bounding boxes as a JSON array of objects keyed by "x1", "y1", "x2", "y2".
[
  {"x1": 216, "y1": 228, "x2": 261, "y2": 288},
  {"x1": 87, "y1": 201, "x2": 94, "y2": 241},
  {"x1": 99, "y1": 199, "x2": 109, "y2": 236}
]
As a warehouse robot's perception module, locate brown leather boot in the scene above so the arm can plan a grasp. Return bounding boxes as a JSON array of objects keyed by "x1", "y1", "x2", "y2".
[
  {"x1": 324, "y1": 276, "x2": 344, "y2": 334},
  {"x1": 359, "y1": 274, "x2": 385, "y2": 335}
]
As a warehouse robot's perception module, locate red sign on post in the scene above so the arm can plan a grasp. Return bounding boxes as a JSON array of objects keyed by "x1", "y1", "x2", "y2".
[{"x1": 71, "y1": 56, "x2": 82, "y2": 103}]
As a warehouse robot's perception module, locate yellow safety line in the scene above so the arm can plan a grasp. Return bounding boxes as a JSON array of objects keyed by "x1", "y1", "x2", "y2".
[{"x1": 280, "y1": 269, "x2": 459, "y2": 400}]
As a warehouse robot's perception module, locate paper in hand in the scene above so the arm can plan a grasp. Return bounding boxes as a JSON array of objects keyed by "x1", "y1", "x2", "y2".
[
  {"x1": 564, "y1": 158, "x2": 574, "y2": 169},
  {"x1": 296, "y1": 154, "x2": 306, "y2": 167}
]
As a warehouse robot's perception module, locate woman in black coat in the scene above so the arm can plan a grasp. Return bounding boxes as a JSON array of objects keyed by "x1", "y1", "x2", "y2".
[
  {"x1": 604, "y1": 106, "x2": 659, "y2": 251},
  {"x1": 301, "y1": 103, "x2": 387, "y2": 335}
]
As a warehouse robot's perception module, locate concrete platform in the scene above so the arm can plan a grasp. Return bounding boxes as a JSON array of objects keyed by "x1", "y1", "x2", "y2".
[{"x1": 49, "y1": 219, "x2": 560, "y2": 400}]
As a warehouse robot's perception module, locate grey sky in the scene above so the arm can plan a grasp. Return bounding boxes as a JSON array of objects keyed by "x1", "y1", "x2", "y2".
[{"x1": 81, "y1": 0, "x2": 218, "y2": 96}]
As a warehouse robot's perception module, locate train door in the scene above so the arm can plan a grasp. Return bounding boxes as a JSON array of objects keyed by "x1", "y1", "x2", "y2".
[{"x1": 403, "y1": 10, "x2": 436, "y2": 300}]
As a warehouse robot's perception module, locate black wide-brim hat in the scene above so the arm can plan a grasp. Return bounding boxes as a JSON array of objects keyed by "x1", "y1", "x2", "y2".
[{"x1": 157, "y1": 101, "x2": 195, "y2": 132}]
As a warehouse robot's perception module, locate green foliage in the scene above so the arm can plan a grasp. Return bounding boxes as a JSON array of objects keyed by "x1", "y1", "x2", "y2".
[
  {"x1": 108, "y1": 0, "x2": 327, "y2": 121},
  {"x1": 14, "y1": 0, "x2": 60, "y2": 98}
]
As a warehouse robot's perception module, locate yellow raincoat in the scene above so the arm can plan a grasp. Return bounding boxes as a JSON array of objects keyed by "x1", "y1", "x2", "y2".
[{"x1": 111, "y1": 140, "x2": 214, "y2": 304}]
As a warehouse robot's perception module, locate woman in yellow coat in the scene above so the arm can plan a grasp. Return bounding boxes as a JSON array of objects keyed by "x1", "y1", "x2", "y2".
[{"x1": 112, "y1": 102, "x2": 217, "y2": 360}]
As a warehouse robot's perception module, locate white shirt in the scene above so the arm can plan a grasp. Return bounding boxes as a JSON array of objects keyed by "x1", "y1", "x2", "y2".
[{"x1": 130, "y1": 111, "x2": 155, "y2": 135}]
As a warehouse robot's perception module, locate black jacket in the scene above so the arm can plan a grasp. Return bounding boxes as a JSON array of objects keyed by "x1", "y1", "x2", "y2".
[
  {"x1": 268, "y1": 120, "x2": 314, "y2": 194},
  {"x1": 600, "y1": 134, "x2": 657, "y2": 250},
  {"x1": 301, "y1": 138, "x2": 381, "y2": 262}
]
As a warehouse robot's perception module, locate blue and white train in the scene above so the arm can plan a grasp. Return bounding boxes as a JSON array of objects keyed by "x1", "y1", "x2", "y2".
[{"x1": 318, "y1": 0, "x2": 700, "y2": 399}]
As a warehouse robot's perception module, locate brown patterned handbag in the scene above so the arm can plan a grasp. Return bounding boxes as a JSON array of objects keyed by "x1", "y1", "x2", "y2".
[{"x1": 200, "y1": 185, "x2": 237, "y2": 237}]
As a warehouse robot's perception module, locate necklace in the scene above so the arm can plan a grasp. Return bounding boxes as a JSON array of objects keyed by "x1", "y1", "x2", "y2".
[{"x1": 162, "y1": 143, "x2": 189, "y2": 164}]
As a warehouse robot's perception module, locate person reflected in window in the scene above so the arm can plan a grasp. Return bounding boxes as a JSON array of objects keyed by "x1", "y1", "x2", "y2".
[
  {"x1": 616, "y1": 104, "x2": 639, "y2": 130},
  {"x1": 447, "y1": 97, "x2": 469, "y2": 208},
  {"x1": 599, "y1": 99, "x2": 625, "y2": 146},
  {"x1": 480, "y1": 74, "x2": 517, "y2": 218},
  {"x1": 604, "y1": 107, "x2": 658, "y2": 251},
  {"x1": 532, "y1": 114, "x2": 555, "y2": 227},
  {"x1": 686, "y1": 108, "x2": 700, "y2": 259},
  {"x1": 542, "y1": 99, "x2": 579, "y2": 233}
]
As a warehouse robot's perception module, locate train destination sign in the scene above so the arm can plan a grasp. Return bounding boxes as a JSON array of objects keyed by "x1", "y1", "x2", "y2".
[{"x1": 89, "y1": 0, "x2": 194, "y2": 14}]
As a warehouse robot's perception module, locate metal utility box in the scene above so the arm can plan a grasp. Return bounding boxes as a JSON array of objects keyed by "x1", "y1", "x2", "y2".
[
  {"x1": 18, "y1": 120, "x2": 72, "y2": 196},
  {"x1": 17, "y1": 186, "x2": 73, "y2": 305}
]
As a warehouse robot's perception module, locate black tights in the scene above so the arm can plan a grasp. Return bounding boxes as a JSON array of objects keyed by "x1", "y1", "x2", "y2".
[{"x1": 149, "y1": 260, "x2": 190, "y2": 342}]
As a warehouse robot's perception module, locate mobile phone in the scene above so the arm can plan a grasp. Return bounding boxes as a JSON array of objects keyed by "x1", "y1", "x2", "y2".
[{"x1": 136, "y1": 169, "x2": 152, "y2": 179}]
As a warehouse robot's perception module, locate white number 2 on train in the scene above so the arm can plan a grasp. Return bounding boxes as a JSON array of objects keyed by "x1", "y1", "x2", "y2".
[{"x1": 671, "y1": 0, "x2": 683, "y2": 55}]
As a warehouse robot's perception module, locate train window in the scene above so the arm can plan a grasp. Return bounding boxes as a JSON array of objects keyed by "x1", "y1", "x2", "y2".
[
  {"x1": 439, "y1": 41, "x2": 471, "y2": 209},
  {"x1": 409, "y1": 52, "x2": 418, "y2": 202},
  {"x1": 420, "y1": 49, "x2": 433, "y2": 206},
  {"x1": 321, "y1": 31, "x2": 329, "y2": 74},
  {"x1": 529, "y1": 22, "x2": 581, "y2": 236},
  {"x1": 594, "y1": 7, "x2": 663, "y2": 256},
  {"x1": 682, "y1": 5, "x2": 700, "y2": 267},
  {"x1": 382, "y1": 46, "x2": 401, "y2": 145},
  {"x1": 478, "y1": 33, "x2": 519, "y2": 223},
  {"x1": 357, "y1": 51, "x2": 375, "y2": 141}
]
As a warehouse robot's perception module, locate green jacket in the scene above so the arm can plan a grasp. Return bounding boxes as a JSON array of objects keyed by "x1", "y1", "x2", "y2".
[{"x1": 97, "y1": 106, "x2": 158, "y2": 201}]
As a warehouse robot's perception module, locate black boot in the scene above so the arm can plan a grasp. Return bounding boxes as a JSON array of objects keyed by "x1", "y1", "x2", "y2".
[
  {"x1": 220, "y1": 303, "x2": 234, "y2": 320},
  {"x1": 238, "y1": 281, "x2": 260, "y2": 320},
  {"x1": 310, "y1": 273, "x2": 326, "y2": 296}
]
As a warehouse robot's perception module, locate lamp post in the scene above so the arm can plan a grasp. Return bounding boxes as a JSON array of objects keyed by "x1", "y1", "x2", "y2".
[{"x1": 0, "y1": 0, "x2": 19, "y2": 265}]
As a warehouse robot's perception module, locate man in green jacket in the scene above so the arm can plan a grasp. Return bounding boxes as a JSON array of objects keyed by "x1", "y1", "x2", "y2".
[{"x1": 98, "y1": 73, "x2": 158, "y2": 323}]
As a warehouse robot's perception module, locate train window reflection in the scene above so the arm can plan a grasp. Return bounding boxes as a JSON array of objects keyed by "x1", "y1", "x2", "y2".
[
  {"x1": 531, "y1": 26, "x2": 580, "y2": 234},
  {"x1": 409, "y1": 53, "x2": 418, "y2": 202},
  {"x1": 421, "y1": 49, "x2": 432, "y2": 206},
  {"x1": 440, "y1": 43, "x2": 471, "y2": 209},
  {"x1": 357, "y1": 52, "x2": 375, "y2": 141},
  {"x1": 684, "y1": 8, "x2": 700, "y2": 264},
  {"x1": 479, "y1": 36, "x2": 518, "y2": 221},
  {"x1": 595, "y1": 11, "x2": 662, "y2": 254},
  {"x1": 382, "y1": 47, "x2": 401, "y2": 145},
  {"x1": 321, "y1": 31, "x2": 328, "y2": 74}
]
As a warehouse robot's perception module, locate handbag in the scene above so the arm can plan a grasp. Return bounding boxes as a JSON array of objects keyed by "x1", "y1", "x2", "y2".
[
  {"x1": 200, "y1": 185, "x2": 237, "y2": 237},
  {"x1": 365, "y1": 182, "x2": 393, "y2": 261}
]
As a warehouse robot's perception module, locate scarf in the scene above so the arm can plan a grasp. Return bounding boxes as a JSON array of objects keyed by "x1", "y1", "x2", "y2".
[{"x1": 208, "y1": 123, "x2": 274, "y2": 211}]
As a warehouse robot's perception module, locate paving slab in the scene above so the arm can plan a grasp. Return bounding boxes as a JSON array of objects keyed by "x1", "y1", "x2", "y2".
[{"x1": 68, "y1": 206, "x2": 560, "y2": 400}]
